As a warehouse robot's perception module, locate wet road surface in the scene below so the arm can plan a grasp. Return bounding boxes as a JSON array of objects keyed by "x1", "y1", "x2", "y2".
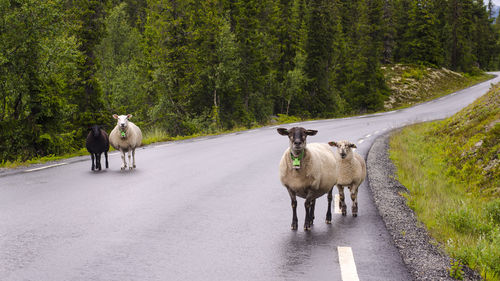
[{"x1": 1, "y1": 74, "x2": 499, "y2": 281}]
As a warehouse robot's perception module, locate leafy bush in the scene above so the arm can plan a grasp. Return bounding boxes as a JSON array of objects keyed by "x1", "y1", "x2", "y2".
[{"x1": 276, "y1": 114, "x2": 302, "y2": 124}]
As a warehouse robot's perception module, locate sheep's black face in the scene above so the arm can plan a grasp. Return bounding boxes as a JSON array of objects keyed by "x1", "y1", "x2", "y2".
[
  {"x1": 277, "y1": 127, "x2": 318, "y2": 156},
  {"x1": 90, "y1": 125, "x2": 101, "y2": 137}
]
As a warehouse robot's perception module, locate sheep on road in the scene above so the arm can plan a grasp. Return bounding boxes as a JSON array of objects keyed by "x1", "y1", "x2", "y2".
[
  {"x1": 329, "y1": 140, "x2": 366, "y2": 217},
  {"x1": 109, "y1": 114, "x2": 142, "y2": 170},
  {"x1": 86, "y1": 125, "x2": 109, "y2": 171},
  {"x1": 278, "y1": 127, "x2": 338, "y2": 230}
]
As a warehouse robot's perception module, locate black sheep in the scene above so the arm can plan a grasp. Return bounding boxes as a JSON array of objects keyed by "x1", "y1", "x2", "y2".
[{"x1": 86, "y1": 125, "x2": 110, "y2": 171}]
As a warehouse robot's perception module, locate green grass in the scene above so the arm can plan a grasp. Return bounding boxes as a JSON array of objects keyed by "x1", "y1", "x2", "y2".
[
  {"x1": 0, "y1": 148, "x2": 89, "y2": 169},
  {"x1": 389, "y1": 84, "x2": 500, "y2": 280}
]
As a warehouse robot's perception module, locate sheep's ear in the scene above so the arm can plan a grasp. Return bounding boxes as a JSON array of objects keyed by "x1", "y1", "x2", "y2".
[
  {"x1": 305, "y1": 129, "x2": 318, "y2": 136},
  {"x1": 328, "y1": 141, "x2": 338, "y2": 147},
  {"x1": 127, "y1": 114, "x2": 133, "y2": 119},
  {"x1": 113, "y1": 114, "x2": 118, "y2": 119},
  {"x1": 277, "y1": 128, "x2": 289, "y2": 136},
  {"x1": 349, "y1": 143, "x2": 357, "y2": 148}
]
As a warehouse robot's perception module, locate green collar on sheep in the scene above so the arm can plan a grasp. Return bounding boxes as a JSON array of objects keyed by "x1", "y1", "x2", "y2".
[
  {"x1": 290, "y1": 150, "x2": 304, "y2": 169},
  {"x1": 120, "y1": 130, "x2": 126, "y2": 138}
]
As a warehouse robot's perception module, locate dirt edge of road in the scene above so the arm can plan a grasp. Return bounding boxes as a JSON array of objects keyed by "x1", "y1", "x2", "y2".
[{"x1": 366, "y1": 129, "x2": 482, "y2": 281}]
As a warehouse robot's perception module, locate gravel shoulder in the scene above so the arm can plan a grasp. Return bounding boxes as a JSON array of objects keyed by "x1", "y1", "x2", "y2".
[{"x1": 366, "y1": 129, "x2": 482, "y2": 281}]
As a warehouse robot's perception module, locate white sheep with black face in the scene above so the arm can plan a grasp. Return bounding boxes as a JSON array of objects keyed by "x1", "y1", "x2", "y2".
[
  {"x1": 109, "y1": 114, "x2": 143, "y2": 170},
  {"x1": 328, "y1": 140, "x2": 366, "y2": 217},
  {"x1": 277, "y1": 127, "x2": 338, "y2": 231}
]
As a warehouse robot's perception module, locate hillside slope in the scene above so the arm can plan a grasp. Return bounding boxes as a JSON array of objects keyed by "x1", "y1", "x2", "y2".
[
  {"x1": 383, "y1": 64, "x2": 492, "y2": 110},
  {"x1": 390, "y1": 84, "x2": 499, "y2": 280}
]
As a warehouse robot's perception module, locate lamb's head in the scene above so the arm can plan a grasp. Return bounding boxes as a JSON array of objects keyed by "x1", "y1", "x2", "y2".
[
  {"x1": 277, "y1": 127, "x2": 318, "y2": 156},
  {"x1": 329, "y1": 140, "x2": 356, "y2": 159},
  {"x1": 89, "y1": 125, "x2": 102, "y2": 138}
]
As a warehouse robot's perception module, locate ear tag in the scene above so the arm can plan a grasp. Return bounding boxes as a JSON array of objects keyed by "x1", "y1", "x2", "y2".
[{"x1": 121, "y1": 131, "x2": 126, "y2": 138}]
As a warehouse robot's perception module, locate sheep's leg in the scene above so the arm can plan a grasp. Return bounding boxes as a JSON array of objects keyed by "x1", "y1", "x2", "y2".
[
  {"x1": 304, "y1": 199, "x2": 313, "y2": 231},
  {"x1": 337, "y1": 185, "x2": 347, "y2": 216},
  {"x1": 132, "y1": 148, "x2": 136, "y2": 168},
  {"x1": 128, "y1": 150, "x2": 133, "y2": 170},
  {"x1": 96, "y1": 152, "x2": 102, "y2": 170},
  {"x1": 104, "y1": 151, "x2": 109, "y2": 168},
  {"x1": 287, "y1": 188, "x2": 298, "y2": 230},
  {"x1": 90, "y1": 153, "x2": 95, "y2": 171},
  {"x1": 304, "y1": 192, "x2": 316, "y2": 230},
  {"x1": 326, "y1": 189, "x2": 333, "y2": 224},
  {"x1": 349, "y1": 185, "x2": 359, "y2": 217},
  {"x1": 310, "y1": 199, "x2": 316, "y2": 225},
  {"x1": 120, "y1": 149, "x2": 127, "y2": 170}
]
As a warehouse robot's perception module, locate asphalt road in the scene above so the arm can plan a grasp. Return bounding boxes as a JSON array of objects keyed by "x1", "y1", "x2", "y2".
[{"x1": 1, "y1": 73, "x2": 499, "y2": 281}]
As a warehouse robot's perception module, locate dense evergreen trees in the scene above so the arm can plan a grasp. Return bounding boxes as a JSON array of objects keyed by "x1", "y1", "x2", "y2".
[{"x1": 1, "y1": 0, "x2": 499, "y2": 162}]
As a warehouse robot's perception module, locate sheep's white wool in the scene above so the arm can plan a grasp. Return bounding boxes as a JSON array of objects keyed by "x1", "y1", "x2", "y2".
[
  {"x1": 332, "y1": 141, "x2": 366, "y2": 187},
  {"x1": 279, "y1": 143, "x2": 337, "y2": 199},
  {"x1": 330, "y1": 140, "x2": 366, "y2": 217},
  {"x1": 109, "y1": 114, "x2": 143, "y2": 170}
]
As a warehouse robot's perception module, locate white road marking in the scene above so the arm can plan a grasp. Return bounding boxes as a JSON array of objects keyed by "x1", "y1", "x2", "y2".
[
  {"x1": 334, "y1": 194, "x2": 341, "y2": 214},
  {"x1": 338, "y1": 246, "x2": 360, "y2": 281},
  {"x1": 357, "y1": 139, "x2": 364, "y2": 144},
  {"x1": 24, "y1": 163, "x2": 67, "y2": 172},
  {"x1": 364, "y1": 134, "x2": 371, "y2": 138},
  {"x1": 155, "y1": 143, "x2": 171, "y2": 148},
  {"x1": 374, "y1": 130, "x2": 379, "y2": 134},
  {"x1": 439, "y1": 97, "x2": 446, "y2": 101}
]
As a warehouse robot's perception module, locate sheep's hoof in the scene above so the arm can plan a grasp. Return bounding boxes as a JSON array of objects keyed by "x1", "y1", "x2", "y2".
[
  {"x1": 129, "y1": 166, "x2": 133, "y2": 170},
  {"x1": 291, "y1": 223, "x2": 298, "y2": 230},
  {"x1": 353, "y1": 213, "x2": 357, "y2": 217},
  {"x1": 304, "y1": 225, "x2": 311, "y2": 231},
  {"x1": 325, "y1": 219, "x2": 331, "y2": 224},
  {"x1": 133, "y1": 164, "x2": 136, "y2": 168},
  {"x1": 121, "y1": 166, "x2": 126, "y2": 170}
]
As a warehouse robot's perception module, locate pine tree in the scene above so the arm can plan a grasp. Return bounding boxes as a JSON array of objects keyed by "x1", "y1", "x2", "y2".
[
  {"x1": 70, "y1": 0, "x2": 107, "y2": 134},
  {"x1": 402, "y1": 0, "x2": 443, "y2": 66},
  {"x1": 343, "y1": 0, "x2": 389, "y2": 113},
  {"x1": 95, "y1": 3, "x2": 145, "y2": 120},
  {"x1": 302, "y1": 0, "x2": 344, "y2": 117},
  {"x1": 143, "y1": 0, "x2": 197, "y2": 135}
]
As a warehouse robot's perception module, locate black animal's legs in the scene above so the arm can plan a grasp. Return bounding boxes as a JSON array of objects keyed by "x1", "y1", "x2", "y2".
[
  {"x1": 326, "y1": 189, "x2": 333, "y2": 223},
  {"x1": 90, "y1": 153, "x2": 95, "y2": 171}
]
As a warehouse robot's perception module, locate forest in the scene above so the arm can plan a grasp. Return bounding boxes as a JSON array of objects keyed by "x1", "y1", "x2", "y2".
[{"x1": 1, "y1": 0, "x2": 499, "y2": 162}]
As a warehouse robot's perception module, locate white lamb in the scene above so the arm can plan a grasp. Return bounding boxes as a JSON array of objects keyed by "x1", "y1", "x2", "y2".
[
  {"x1": 109, "y1": 114, "x2": 143, "y2": 170},
  {"x1": 278, "y1": 127, "x2": 338, "y2": 230},
  {"x1": 328, "y1": 140, "x2": 366, "y2": 217}
]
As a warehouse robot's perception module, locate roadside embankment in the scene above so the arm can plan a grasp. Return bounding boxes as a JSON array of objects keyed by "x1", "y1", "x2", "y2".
[{"x1": 367, "y1": 131, "x2": 482, "y2": 281}]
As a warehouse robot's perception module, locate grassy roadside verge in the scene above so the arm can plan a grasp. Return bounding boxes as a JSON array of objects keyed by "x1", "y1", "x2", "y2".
[{"x1": 389, "y1": 85, "x2": 499, "y2": 280}]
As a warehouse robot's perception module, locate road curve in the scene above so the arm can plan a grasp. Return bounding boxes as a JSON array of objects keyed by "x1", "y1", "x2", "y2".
[{"x1": 1, "y1": 73, "x2": 499, "y2": 281}]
